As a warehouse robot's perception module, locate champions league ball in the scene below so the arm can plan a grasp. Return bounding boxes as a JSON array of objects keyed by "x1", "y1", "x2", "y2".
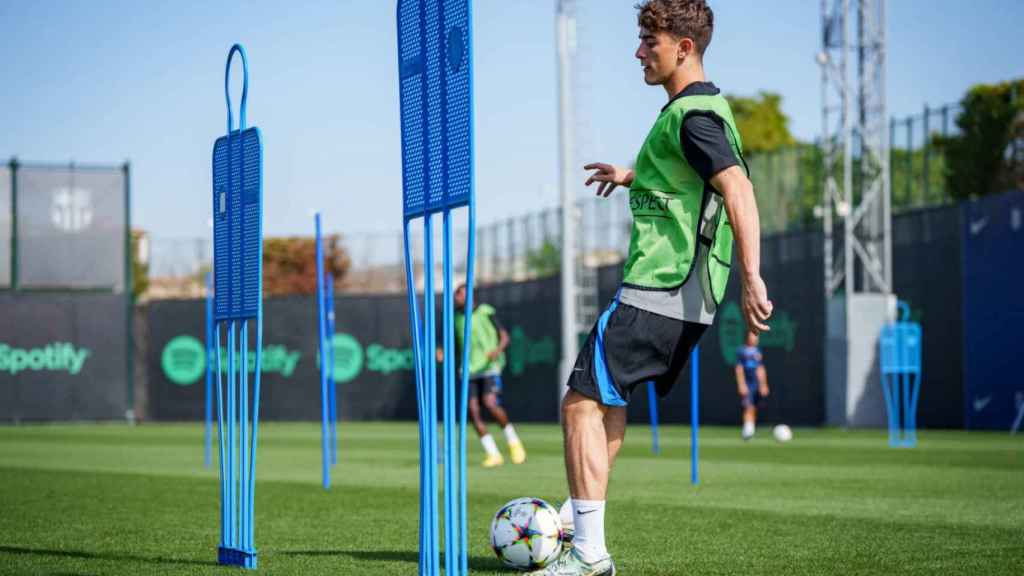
[
  {"x1": 773, "y1": 424, "x2": 793, "y2": 443},
  {"x1": 490, "y1": 497, "x2": 563, "y2": 571}
]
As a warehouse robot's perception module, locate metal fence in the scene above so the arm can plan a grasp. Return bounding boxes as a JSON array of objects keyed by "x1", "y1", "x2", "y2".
[
  {"x1": 890, "y1": 103, "x2": 962, "y2": 209},
  {"x1": 147, "y1": 101, "x2": 966, "y2": 297}
]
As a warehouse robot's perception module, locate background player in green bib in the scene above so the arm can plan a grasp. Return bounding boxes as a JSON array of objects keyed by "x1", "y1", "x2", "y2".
[
  {"x1": 451, "y1": 284, "x2": 527, "y2": 468},
  {"x1": 537, "y1": 2, "x2": 773, "y2": 574}
]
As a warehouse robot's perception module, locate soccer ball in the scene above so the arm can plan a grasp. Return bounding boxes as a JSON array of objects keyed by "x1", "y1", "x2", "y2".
[
  {"x1": 490, "y1": 497, "x2": 563, "y2": 571},
  {"x1": 773, "y1": 424, "x2": 793, "y2": 443}
]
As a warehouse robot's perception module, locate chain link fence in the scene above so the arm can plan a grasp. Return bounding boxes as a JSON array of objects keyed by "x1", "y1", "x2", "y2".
[
  {"x1": 146, "y1": 101, "x2": 965, "y2": 298},
  {"x1": 891, "y1": 103, "x2": 962, "y2": 209}
]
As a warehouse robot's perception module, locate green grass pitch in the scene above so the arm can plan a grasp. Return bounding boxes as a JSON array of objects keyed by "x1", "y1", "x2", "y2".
[{"x1": 0, "y1": 422, "x2": 1021, "y2": 575}]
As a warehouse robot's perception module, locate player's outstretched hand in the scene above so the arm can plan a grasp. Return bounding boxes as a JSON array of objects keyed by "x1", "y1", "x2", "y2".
[
  {"x1": 584, "y1": 162, "x2": 634, "y2": 197},
  {"x1": 759, "y1": 385, "x2": 770, "y2": 398},
  {"x1": 742, "y1": 274, "x2": 773, "y2": 334}
]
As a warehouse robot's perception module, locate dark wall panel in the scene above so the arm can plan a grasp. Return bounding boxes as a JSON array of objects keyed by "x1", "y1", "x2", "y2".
[
  {"x1": 962, "y1": 190, "x2": 1024, "y2": 430},
  {"x1": 891, "y1": 205, "x2": 964, "y2": 428},
  {"x1": 145, "y1": 280, "x2": 562, "y2": 423},
  {"x1": 0, "y1": 293, "x2": 127, "y2": 421}
]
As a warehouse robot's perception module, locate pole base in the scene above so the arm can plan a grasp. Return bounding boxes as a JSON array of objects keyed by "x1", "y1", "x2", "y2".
[{"x1": 218, "y1": 546, "x2": 258, "y2": 569}]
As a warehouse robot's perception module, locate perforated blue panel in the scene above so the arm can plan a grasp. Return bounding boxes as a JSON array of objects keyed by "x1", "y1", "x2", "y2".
[
  {"x1": 212, "y1": 127, "x2": 263, "y2": 321},
  {"x1": 397, "y1": 0, "x2": 473, "y2": 219}
]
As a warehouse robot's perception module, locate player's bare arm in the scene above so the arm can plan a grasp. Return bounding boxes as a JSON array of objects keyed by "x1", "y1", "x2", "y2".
[
  {"x1": 735, "y1": 365, "x2": 748, "y2": 397},
  {"x1": 583, "y1": 163, "x2": 634, "y2": 197},
  {"x1": 757, "y1": 365, "x2": 769, "y2": 397},
  {"x1": 710, "y1": 165, "x2": 773, "y2": 333},
  {"x1": 488, "y1": 329, "x2": 510, "y2": 361}
]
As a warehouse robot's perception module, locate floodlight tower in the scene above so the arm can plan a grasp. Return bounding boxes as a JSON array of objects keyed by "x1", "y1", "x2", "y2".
[
  {"x1": 556, "y1": 0, "x2": 578, "y2": 404},
  {"x1": 820, "y1": 0, "x2": 894, "y2": 428}
]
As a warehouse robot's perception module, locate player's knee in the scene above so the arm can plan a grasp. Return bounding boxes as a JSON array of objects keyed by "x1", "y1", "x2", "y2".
[
  {"x1": 562, "y1": 390, "x2": 600, "y2": 424},
  {"x1": 482, "y1": 394, "x2": 499, "y2": 410}
]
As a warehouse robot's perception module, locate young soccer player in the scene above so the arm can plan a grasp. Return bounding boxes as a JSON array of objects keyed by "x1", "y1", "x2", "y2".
[
  {"x1": 536, "y1": 2, "x2": 772, "y2": 573},
  {"x1": 451, "y1": 284, "x2": 527, "y2": 467},
  {"x1": 736, "y1": 331, "x2": 770, "y2": 440}
]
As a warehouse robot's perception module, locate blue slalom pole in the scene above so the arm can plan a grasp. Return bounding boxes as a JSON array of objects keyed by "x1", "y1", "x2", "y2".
[
  {"x1": 228, "y1": 321, "x2": 236, "y2": 548},
  {"x1": 458, "y1": 170, "x2": 476, "y2": 576},
  {"x1": 327, "y1": 273, "x2": 337, "y2": 465},
  {"x1": 401, "y1": 221, "x2": 430, "y2": 572},
  {"x1": 442, "y1": 210, "x2": 455, "y2": 576},
  {"x1": 648, "y1": 382, "x2": 660, "y2": 455},
  {"x1": 248, "y1": 314, "x2": 262, "y2": 559},
  {"x1": 205, "y1": 272, "x2": 213, "y2": 468},
  {"x1": 315, "y1": 213, "x2": 330, "y2": 489},
  {"x1": 691, "y1": 345, "x2": 699, "y2": 485},
  {"x1": 215, "y1": 325, "x2": 226, "y2": 548},
  {"x1": 424, "y1": 212, "x2": 439, "y2": 575},
  {"x1": 240, "y1": 323, "x2": 249, "y2": 553}
]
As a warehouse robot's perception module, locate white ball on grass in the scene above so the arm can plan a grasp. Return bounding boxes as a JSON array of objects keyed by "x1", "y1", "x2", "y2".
[{"x1": 491, "y1": 497, "x2": 563, "y2": 571}]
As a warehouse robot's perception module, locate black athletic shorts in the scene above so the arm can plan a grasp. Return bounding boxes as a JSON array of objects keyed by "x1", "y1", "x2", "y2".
[
  {"x1": 468, "y1": 374, "x2": 503, "y2": 400},
  {"x1": 568, "y1": 299, "x2": 707, "y2": 406},
  {"x1": 742, "y1": 385, "x2": 763, "y2": 408}
]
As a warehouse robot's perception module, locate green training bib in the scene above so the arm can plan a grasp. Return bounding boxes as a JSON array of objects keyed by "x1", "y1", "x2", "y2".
[
  {"x1": 455, "y1": 304, "x2": 505, "y2": 376},
  {"x1": 623, "y1": 93, "x2": 746, "y2": 304}
]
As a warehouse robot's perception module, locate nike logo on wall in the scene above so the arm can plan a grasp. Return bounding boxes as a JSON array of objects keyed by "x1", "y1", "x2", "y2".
[
  {"x1": 970, "y1": 218, "x2": 988, "y2": 236},
  {"x1": 973, "y1": 396, "x2": 992, "y2": 412}
]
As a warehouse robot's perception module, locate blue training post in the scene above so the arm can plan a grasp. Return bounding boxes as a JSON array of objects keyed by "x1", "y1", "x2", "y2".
[
  {"x1": 313, "y1": 213, "x2": 333, "y2": 485},
  {"x1": 205, "y1": 272, "x2": 214, "y2": 468},
  {"x1": 211, "y1": 43, "x2": 264, "y2": 569},
  {"x1": 315, "y1": 213, "x2": 339, "y2": 490},
  {"x1": 647, "y1": 382, "x2": 660, "y2": 455},
  {"x1": 879, "y1": 301, "x2": 922, "y2": 448},
  {"x1": 691, "y1": 345, "x2": 699, "y2": 485},
  {"x1": 396, "y1": 1, "x2": 475, "y2": 574}
]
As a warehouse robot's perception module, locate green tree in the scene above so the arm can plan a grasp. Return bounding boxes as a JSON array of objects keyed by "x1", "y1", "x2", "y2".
[
  {"x1": 525, "y1": 241, "x2": 560, "y2": 278},
  {"x1": 935, "y1": 78, "x2": 1024, "y2": 200},
  {"x1": 726, "y1": 92, "x2": 796, "y2": 154},
  {"x1": 262, "y1": 235, "x2": 351, "y2": 296}
]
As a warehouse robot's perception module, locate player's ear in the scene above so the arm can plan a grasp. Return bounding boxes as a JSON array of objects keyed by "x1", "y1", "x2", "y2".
[{"x1": 677, "y1": 36, "x2": 695, "y2": 63}]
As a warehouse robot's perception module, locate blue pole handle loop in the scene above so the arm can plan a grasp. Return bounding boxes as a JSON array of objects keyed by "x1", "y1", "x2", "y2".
[
  {"x1": 897, "y1": 300, "x2": 910, "y2": 322},
  {"x1": 225, "y1": 44, "x2": 249, "y2": 133}
]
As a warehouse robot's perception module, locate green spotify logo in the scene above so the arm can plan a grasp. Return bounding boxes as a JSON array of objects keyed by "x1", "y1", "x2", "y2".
[
  {"x1": 717, "y1": 301, "x2": 798, "y2": 365},
  {"x1": 161, "y1": 336, "x2": 207, "y2": 386}
]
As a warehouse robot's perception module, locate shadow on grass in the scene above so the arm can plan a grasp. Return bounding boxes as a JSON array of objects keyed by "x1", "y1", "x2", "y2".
[
  {"x1": 281, "y1": 549, "x2": 505, "y2": 570},
  {"x1": 0, "y1": 545, "x2": 218, "y2": 568}
]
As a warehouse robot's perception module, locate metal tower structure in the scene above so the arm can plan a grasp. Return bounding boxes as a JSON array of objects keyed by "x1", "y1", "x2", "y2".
[
  {"x1": 821, "y1": 0, "x2": 896, "y2": 429},
  {"x1": 820, "y1": 0, "x2": 891, "y2": 297}
]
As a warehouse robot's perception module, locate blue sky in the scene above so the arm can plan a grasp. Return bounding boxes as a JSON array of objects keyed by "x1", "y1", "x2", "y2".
[{"x1": 1, "y1": 0, "x2": 1021, "y2": 239}]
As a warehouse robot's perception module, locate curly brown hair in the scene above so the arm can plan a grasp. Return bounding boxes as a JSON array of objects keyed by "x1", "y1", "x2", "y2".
[{"x1": 636, "y1": 0, "x2": 714, "y2": 56}]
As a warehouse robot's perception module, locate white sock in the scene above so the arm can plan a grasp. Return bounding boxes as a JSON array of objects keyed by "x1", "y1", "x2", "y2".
[
  {"x1": 480, "y1": 433, "x2": 500, "y2": 457},
  {"x1": 571, "y1": 499, "x2": 608, "y2": 562},
  {"x1": 503, "y1": 424, "x2": 520, "y2": 445},
  {"x1": 742, "y1": 421, "x2": 755, "y2": 438}
]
